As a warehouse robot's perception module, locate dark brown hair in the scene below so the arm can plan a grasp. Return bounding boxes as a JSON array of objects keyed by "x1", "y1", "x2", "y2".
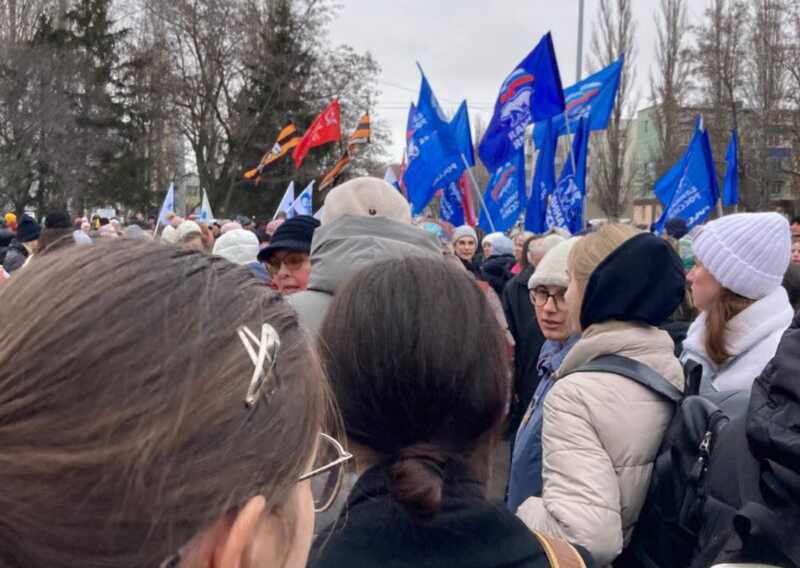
[
  {"x1": 319, "y1": 256, "x2": 509, "y2": 518},
  {"x1": 705, "y1": 288, "x2": 754, "y2": 365},
  {"x1": 0, "y1": 240, "x2": 327, "y2": 567},
  {"x1": 519, "y1": 235, "x2": 538, "y2": 270}
]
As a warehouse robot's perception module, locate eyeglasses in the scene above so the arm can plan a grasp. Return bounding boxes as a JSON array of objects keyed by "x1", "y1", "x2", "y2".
[
  {"x1": 266, "y1": 252, "x2": 307, "y2": 275},
  {"x1": 529, "y1": 287, "x2": 566, "y2": 309},
  {"x1": 159, "y1": 433, "x2": 353, "y2": 568},
  {"x1": 299, "y1": 432, "x2": 354, "y2": 513}
]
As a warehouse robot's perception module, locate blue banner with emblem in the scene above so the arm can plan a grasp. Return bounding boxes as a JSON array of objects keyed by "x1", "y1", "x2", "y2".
[
  {"x1": 479, "y1": 151, "x2": 526, "y2": 233},
  {"x1": 546, "y1": 117, "x2": 589, "y2": 234},
  {"x1": 533, "y1": 56, "x2": 623, "y2": 149},
  {"x1": 479, "y1": 32, "x2": 565, "y2": 172}
]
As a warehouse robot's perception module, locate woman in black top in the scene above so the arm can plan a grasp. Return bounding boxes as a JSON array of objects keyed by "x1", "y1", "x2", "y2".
[{"x1": 310, "y1": 256, "x2": 592, "y2": 568}]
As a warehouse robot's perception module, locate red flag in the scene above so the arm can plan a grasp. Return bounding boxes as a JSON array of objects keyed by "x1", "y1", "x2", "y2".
[
  {"x1": 292, "y1": 100, "x2": 341, "y2": 167},
  {"x1": 457, "y1": 171, "x2": 478, "y2": 226}
]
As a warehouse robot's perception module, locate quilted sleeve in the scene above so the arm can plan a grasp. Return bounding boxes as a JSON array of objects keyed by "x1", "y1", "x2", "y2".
[{"x1": 516, "y1": 376, "x2": 623, "y2": 566}]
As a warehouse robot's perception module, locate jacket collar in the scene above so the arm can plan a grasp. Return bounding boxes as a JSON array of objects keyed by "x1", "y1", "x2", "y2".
[
  {"x1": 683, "y1": 286, "x2": 794, "y2": 363},
  {"x1": 557, "y1": 320, "x2": 685, "y2": 390}
]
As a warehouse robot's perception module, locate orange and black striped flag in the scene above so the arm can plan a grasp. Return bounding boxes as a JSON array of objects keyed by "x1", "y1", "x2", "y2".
[
  {"x1": 319, "y1": 154, "x2": 351, "y2": 191},
  {"x1": 320, "y1": 114, "x2": 371, "y2": 191},
  {"x1": 244, "y1": 123, "x2": 300, "y2": 179},
  {"x1": 347, "y1": 113, "x2": 371, "y2": 149}
]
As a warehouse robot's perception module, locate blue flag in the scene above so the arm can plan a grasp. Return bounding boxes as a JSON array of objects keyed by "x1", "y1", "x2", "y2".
[
  {"x1": 157, "y1": 182, "x2": 175, "y2": 226},
  {"x1": 405, "y1": 96, "x2": 473, "y2": 214},
  {"x1": 383, "y1": 166, "x2": 400, "y2": 190},
  {"x1": 479, "y1": 32, "x2": 565, "y2": 172},
  {"x1": 290, "y1": 181, "x2": 314, "y2": 217},
  {"x1": 450, "y1": 101, "x2": 475, "y2": 166},
  {"x1": 525, "y1": 118, "x2": 557, "y2": 233},
  {"x1": 416, "y1": 66, "x2": 451, "y2": 145},
  {"x1": 655, "y1": 117, "x2": 717, "y2": 232},
  {"x1": 723, "y1": 128, "x2": 739, "y2": 207},
  {"x1": 546, "y1": 117, "x2": 589, "y2": 234},
  {"x1": 479, "y1": 151, "x2": 526, "y2": 233},
  {"x1": 273, "y1": 181, "x2": 295, "y2": 220},
  {"x1": 533, "y1": 56, "x2": 623, "y2": 148},
  {"x1": 404, "y1": 103, "x2": 452, "y2": 214},
  {"x1": 440, "y1": 179, "x2": 466, "y2": 227},
  {"x1": 198, "y1": 188, "x2": 214, "y2": 222}
]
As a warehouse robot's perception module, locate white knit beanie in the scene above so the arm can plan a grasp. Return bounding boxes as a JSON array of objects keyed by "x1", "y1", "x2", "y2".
[
  {"x1": 452, "y1": 225, "x2": 478, "y2": 243},
  {"x1": 176, "y1": 220, "x2": 202, "y2": 242},
  {"x1": 693, "y1": 212, "x2": 790, "y2": 300},
  {"x1": 160, "y1": 225, "x2": 178, "y2": 245},
  {"x1": 529, "y1": 237, "x2": 581, "y2": 289},
  {"x1": 213, "y1": 229, "x2": 259, "y2": 265},
  {"x1": 528, "y1": 234, "x2": 566, "y2": 266}
]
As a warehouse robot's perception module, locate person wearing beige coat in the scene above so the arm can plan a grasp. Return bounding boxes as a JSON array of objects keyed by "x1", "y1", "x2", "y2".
[{"x1": 516, "y1": 224, "x2": 687, "y2": 567}]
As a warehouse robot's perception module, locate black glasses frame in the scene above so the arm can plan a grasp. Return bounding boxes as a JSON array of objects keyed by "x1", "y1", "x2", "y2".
[{"x1": 529, "y1": 287, "x2": 566, "y2": 309}]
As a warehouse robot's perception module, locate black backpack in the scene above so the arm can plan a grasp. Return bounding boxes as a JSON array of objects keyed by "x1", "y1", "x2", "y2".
[{"x1": 563, "y1": 354, "x2": 749, "y2": 568}]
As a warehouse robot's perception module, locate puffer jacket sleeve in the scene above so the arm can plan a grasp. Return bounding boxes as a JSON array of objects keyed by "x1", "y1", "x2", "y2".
[{"x1": 517, "y1": 376, "x2": 623, "y2": 566}]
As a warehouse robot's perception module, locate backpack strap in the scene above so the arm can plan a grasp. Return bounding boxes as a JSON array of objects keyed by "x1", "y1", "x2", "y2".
[
  {"x1": 563, "y1": 354, "x2": 684, "y2": 404},
  {"x1": 532, "y1": 531, "x2": 588, "y2": 568}
]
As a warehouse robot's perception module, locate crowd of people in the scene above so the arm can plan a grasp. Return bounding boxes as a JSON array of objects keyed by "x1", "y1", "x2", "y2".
[{"x1": 1, "y1": 176, "x2": 799, "y2": 568}]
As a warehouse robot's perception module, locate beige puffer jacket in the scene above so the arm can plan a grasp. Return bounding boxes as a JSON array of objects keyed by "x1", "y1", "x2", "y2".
[{"x1": 517, "y1": 321, "x2": 684, "y2": 567}]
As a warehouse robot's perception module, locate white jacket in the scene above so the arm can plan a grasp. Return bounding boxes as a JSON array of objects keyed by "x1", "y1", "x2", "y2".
[
  {"x1": 517, "y1": 321, "x2": 684, "y2": 566},
  {"x1": 681, "y1": 286, "x2": 794, "y2": 392}
]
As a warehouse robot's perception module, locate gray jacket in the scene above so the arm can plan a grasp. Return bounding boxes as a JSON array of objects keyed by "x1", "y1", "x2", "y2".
[{"x1": 287, "y1": 215, "x2": 441, "y2": 335}]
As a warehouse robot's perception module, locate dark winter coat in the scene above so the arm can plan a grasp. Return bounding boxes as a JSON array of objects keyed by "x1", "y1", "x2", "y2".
[
  {"x1": 502, "y1": 265, "x2": 546, "y2": 432},
  {"x1": 0, "y1": 228, "x2": 14, "y2": 265},
  {"x1": 481, "y1": 253, "x2": 515, "y2": 297},
  {"x1": 692, "y1": 311, "x2": 800, "y2": 567},
  {"x1": 3, "y1": 241, "x2": 28, "y2": 273},
  {"x1": 309, "y1": 464, "x2": 594, "y2": 568}
]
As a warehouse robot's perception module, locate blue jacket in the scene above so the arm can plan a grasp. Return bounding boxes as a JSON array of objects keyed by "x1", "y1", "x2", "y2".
[{"x1": 507, "y1": 336, "x2": 579, "y2": 512}]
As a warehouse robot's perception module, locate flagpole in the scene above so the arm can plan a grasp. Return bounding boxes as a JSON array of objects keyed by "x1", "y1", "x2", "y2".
[
  {"x1": 460, "y1": 153, "x2": 496, "y2": 233},
  {"x1": 562, "y1": 114, "x2": 578, "y2": 176}
]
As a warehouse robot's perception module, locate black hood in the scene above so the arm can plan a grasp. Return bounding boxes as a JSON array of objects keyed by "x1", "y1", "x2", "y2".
[{"x1": 581, "y1": 232, "x2": 685, "y2": 329}]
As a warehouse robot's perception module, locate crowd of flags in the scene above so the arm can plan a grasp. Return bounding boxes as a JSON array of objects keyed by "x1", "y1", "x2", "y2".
[
  {"x1": 156, "y1": 29, "x2": 741, "y2": 229},
  {"x1": 242, "y1": 100, "x2": 373, "y2": 219},
  {"x1": 395, "y1": 30, "x2": 739, "y2": 236}
]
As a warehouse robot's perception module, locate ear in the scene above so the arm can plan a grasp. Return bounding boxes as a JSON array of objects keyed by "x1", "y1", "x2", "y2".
[{"x1": 214, "y1": 496, "x2": 266, "y2": 568}]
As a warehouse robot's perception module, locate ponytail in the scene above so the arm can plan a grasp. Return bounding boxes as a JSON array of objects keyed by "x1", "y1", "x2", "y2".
[{"x1": 387, "y1": 444, "x2": 450, "y2": 518}]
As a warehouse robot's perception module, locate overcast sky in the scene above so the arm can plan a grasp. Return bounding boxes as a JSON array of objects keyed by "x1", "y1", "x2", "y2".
[{"x1": 328, "y1": 0, "x2": 711, "y2": 159}]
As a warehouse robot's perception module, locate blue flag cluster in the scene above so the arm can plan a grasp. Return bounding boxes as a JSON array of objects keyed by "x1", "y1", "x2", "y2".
[
  {"x1": 533, "y1": 57, "x2": 623, "y2": 148},
  {"x1": 479, "y1": 32, "x2": 565, "y2": 172},
  {"x1": 403, "y1": 70, "x2": 476, "y2": 216},
  {"x1": 546, "y1": 117, "x2": 589, "y2": 234},
  {"x1": 655, "y1": 116, "x2": 719, "y2": 232}
]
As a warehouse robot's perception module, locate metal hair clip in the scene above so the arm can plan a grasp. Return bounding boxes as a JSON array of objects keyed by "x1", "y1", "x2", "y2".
[{"x1": 237, "y1": 323, "x2": 281, "y2": 408}]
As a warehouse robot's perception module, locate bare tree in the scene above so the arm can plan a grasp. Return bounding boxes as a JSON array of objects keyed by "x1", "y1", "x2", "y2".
[
  {"x1": 588, "y1": 0, "x2": 638, "y2": 219},
  {"x1": 784, "y1": 2, "x2": 800, "y2": 185},
  {"x1": 741, "y1": 0, "x2": 790, "y2": 210},
  {"x1": 650, "y1": 0, "x2": 692, "y2": 178},
  {"x1": 0, "y1": 0, "x2": 55, "y2": 44}
]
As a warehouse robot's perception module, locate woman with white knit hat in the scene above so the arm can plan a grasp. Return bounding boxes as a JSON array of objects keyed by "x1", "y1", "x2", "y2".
[
  {"x1": 681, "y1": 212, "x2": 794, "y2": 392},
  {"x1": 507, "y1": 237, "x2": 579, "y2": 514}
]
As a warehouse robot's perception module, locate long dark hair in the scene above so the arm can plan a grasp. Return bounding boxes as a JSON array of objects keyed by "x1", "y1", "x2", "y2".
[
  {"x1": 319, "y1": 256, "x2": 509, "y2": 518},
  {"x1": 0, "y1": 240, "x2": 328, "y2": 567}
]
